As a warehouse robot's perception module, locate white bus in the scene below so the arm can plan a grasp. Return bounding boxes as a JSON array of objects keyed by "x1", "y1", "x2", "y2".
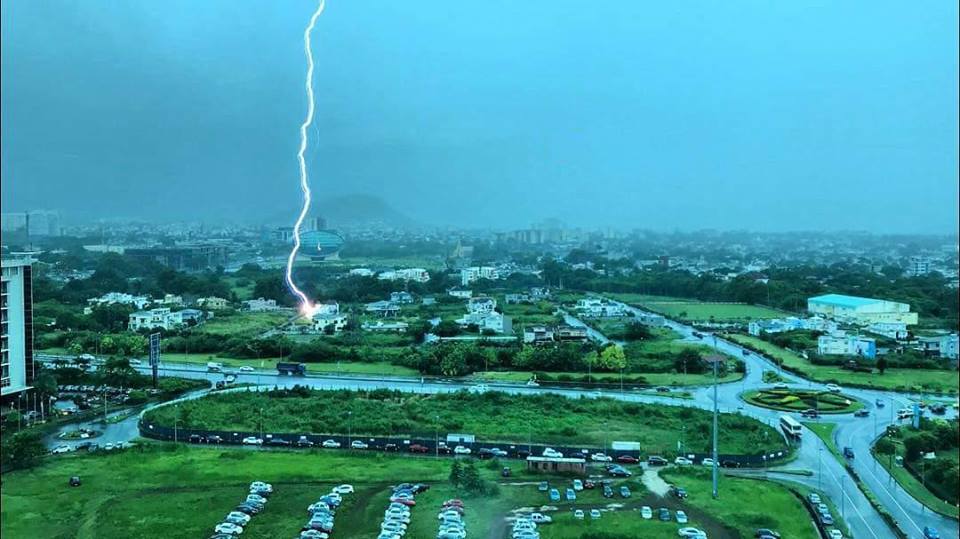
[{"x1": 779, "y1": 415, "x2": 802, "y2": 439}]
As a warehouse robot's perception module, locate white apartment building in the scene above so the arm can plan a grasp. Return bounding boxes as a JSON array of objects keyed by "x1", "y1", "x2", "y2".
[
  {"x1": 314, "y1": 313, "x2": 348, "y2": 333},
  {"x1": 866, "y1": 322, "x2": 909, "y2": 340},
  {"x1": 907, "y1": 256, "x2": 931, "y2": 277},
  {"x1": 87, "y1": 292, "x2": 151, "y2": 310},
  {"x1": 575, "y1": 298, "x2": 623, "y2": 317},
  {"x1": 461, "y1": 266, "x2": 500, "y2": 286},
  {"x1": 128, "y1": 308, "x2": 184, "y2": 331},
  {"x1": 378, "y1": 268, "x2": 431, "y2": 283},
  {"x1": 817, "y1": 331, "x2": 877, "y2": 359},
  {"x1": 467, "y1": 296, "x2": 497, "y2": 314},
  {"x1": 2, "y1": 258, "x2": 35, "y2": 399},
  {"x1": 457, "y1": 311, "x2": 512, "y2": 334}
]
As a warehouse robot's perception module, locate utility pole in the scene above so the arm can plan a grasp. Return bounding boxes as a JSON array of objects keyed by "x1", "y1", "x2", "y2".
[
  {"x1": 347, "y1": 411, "x2": 353, "y2": 449},
  {"x1": 711, "y1": 335, "x2": 719, "y2": 499},
  {"x1": 435, "y1": 414, "x2": 440, "y2": 458},
  {"x1": 818, "y1": 445, "x2": 823, "y2": 490}
]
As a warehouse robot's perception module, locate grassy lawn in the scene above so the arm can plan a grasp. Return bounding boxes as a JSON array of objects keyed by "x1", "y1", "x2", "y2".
[
  {"x1": 0, "y1": 447, "x2": 818, "y2": 539},
  {"x1": 634, "y1": 301, "x2": 786, "y2": 322},
  {"x1": 873, "y1": 442, "x2": 960, "y2": 518},
  {"x1": 660, "y1": 467, "x2": 818, "y2": 539},
  {"x1": 801, "y1": 422, "x2": 842, "y2": 461},
  {"x1": 161, "y1": 352, "x2": 420, "y2": 377},
  {"x1": 196, "y1": 311, "x2": 291, "y2": 338},
  {"x1": 726, "y1": 333, "x2": 960, "y2": 394},
  {"x1": 744, "y1": 389, "x2": 862, "y2": 414},
  {"x1": 142, "y1": 389, "x2": 785, "y2": 456}
]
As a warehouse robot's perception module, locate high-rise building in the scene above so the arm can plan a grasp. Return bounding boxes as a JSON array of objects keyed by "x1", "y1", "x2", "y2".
[
  {"x1": 907, "y1": 256, "x2": 931, "y2": 277},
  {"x1": 1, "y1": 258, "x2": 35, "y2": 400}
]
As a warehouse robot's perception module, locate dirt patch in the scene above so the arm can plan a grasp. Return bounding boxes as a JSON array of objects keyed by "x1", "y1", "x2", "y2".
[{"x1": 641, "y1": 467, "x2": 672, "y2": 497}]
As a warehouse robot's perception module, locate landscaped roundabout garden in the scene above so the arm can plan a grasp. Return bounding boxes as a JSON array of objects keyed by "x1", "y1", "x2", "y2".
[{"x1": 743, "y1": 388, "x2": 862, "y2": 414}]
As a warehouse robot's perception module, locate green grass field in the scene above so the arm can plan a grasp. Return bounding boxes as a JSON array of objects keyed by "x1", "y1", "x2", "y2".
[
  {"x1": 474, "y1": 369, "x2": 734, "y2": 388},
  {"x1": 197, "y1": 311, "x2": 291, "y2": 338},
  {"x1": 801, "y1": 422, "x2": 842, "y2": 461},
  {"x1": 142, "y1": 389, "x2": 784, "y2": 456},
  {"x1": 873, "y1": 442, "x2": 960, "y2": 518},
  {"x1": 726, "y1": 334, "x2": 960, "y2": 394},
  {"x1": 639, "y1": 301, "x2": 786, "y2": 322},
  {"x1": 0, "y1": 447, "x2": 819, "y2": 539}
]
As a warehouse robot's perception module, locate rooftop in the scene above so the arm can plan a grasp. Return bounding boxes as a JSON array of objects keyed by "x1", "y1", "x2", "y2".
[{"x1": 809, "y1": 293, "x2": 886, "y2": 308}]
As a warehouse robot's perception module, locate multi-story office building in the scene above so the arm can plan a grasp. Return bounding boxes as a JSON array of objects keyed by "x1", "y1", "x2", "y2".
[{"x1": 1, "y1": 258, "x2": 35, "y2": 400}]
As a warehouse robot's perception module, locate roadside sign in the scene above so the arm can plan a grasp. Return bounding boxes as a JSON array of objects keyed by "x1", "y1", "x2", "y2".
[{"x1": 149, "y1": 333, "x2": 161, "y2": 387}]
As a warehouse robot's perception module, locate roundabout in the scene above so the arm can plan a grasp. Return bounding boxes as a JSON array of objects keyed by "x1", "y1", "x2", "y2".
[{"x1": 742, "y1": 388, "x2": 863, "y2": 415}]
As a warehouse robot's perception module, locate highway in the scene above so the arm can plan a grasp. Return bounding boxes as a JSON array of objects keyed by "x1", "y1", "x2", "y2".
[{"x1": 38, "y1": 303, "x2": 959, "y2": 538}]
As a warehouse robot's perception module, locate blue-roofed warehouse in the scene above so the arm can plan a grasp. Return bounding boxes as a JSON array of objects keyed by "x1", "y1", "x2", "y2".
[{"x1": 807, "y1": 294, "x2": 917, "y2": 326}]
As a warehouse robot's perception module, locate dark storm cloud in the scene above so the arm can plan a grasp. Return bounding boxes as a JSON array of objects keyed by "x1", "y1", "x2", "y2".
[{"x1": 2, "y1": 0, "x2": 957, "y2": 232}]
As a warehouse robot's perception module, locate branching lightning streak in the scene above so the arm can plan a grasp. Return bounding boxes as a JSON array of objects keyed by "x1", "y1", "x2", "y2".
[{"x1": 285, "y1": 0, "x2": 326, "y2": 317}]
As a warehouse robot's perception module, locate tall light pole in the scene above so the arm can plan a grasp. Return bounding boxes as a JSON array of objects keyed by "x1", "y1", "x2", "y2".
[
  {"x1": 818, "y1": 445, "x2": 823, "y2": 490},
  {"x1": 435, "y1": 414, "x2": 440, "y2": 458},
  {"x1": 347, "y1": 411, "x2": 353, "y2": 449},
  {"x1": 711, "y1": 335, "x2": 719, "y2": 499}
]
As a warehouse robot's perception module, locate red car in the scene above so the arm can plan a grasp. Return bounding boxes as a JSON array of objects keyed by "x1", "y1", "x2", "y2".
[
  {"x1": 390, "y1": 496, "x2": 416, "y2": 506},
  {"x1": 442, "y1": 499, "x2": 464, "y2": 508},
  {"x1": 408, "y1": 444, "x2": 430, "y2": 453},
  {"x1": 616, "y1": 455, "x2": 640, "y2": 464}
]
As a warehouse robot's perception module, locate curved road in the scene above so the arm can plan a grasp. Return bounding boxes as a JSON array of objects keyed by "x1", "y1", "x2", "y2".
[{"x1": 41, "y1": 303, "x2": 958, "y2": 538}]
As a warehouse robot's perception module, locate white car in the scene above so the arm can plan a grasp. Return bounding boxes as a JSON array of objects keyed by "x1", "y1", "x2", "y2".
[
  {"x1": 350, "y1": 440, "x2": 369, "y2": 449},
  {"x1": 454, "y1": 445, "x2": 472, "y2": 455},
  {"x1": 573, "y1": 509, "x2": 584, "y2": 520},
  {"x1": 572, "y1": 479, "x2": 584, "y2": 491},
  {"x1": 226, "y1": 511, "x2": 251, "y2": 525},
  {"x1": 51, "y1": 445, "x2": 73, "y2": 454},
  {"x1": 214, "y1": 522, "x2": 244, "y2": 535},
  {"x1": 530, "y1": 513, "x2": 552, "y2": 523},
  {"x1": 246, "y1": 494, "x2": 268, "y2": 505},
  {"x1": 239, "y1": 366, "x2": 255, "y2": 373},
  {"x1": 249, "y1": 481, "x2": 273, "y2": 492},
  {"x1": 640, "y1": 506, "x2": 652, "y2": 519},
  {"x1": 825, "y1": 384, "x2": 841, "y2": 393},
  {"x1": 591, "y1": 453, "x2": 613, "y2": 462},
  {"x1": 674, "y1": 456, "x2": 693, "y2": 465},
  {"x1": 701, "y1": 458, "x2": 715, "y2": 467},
  {"x1": 333, "y1": 484, "x2": 354, "y2": 494},
  {"x1": 828, "y1": 529, "x2": 843, "y2": 539},
  {"x1": 242, "y1": 437, "x2": 263, "y2": 445},
  {"x1": 773, "y1": 382, "x2": 788, "y2": 390},
  {"x1": 589, "y1": 509, "x2": 601, "y2": 519},
  {"x1": 321, "y1": 439, "x2": 341, "y2": 449},
  {"x1": 542, "y1": 448, "x2": 563, "y2": 458},
  {"x1": 678, "y1": 527, "x2": 707, "y2": 538},
  {"x1": 676, "y1": 510, "x2": 688, "y2": 524}
]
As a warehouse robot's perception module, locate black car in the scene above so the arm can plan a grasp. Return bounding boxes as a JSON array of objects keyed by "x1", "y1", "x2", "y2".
[
  {"x1": 608, "y1": 466, "x2": 632, "y2": 477},
  {"x1": 671, "y1": 486, "x2": 688, "y2": 499},
  {"x1": 296, "y1": 437, "x2": 314, "y2": 447},
  {"x1": 477, "y1": 448, "x2": 495, "y2": 459},
  {"x1": 207, "y1": 435, "x2": 223, "y2": 444},
  {"x1": 720, "y1": 460, "x2": 741, "y2": 468},
  {"x1": 655, "y1": 386, "x2": 671, "y2": 393},
  {"x1": 854, "y1": 409, "x2": 869, "y2": 418},
  {"x1": 647, "y1": 456, "x2": 668, "y2": 466},
  {"x1": 384, "y1": 443, "x2": 400, "y2": 452},
  {"x1": 189, "y1": 434, "x2": 206, "y2": 443},
  {"x1": 268, "y1": 438, "x2": 291, "y2": 446},
  {"x1": 69, "y1": 476, "x2": 81, "y2": 487},
  {"x1": 602, "y1": 485, "x2": 614, "y2": 498},
  {"x1": 515, "y1": 449, "x2": 531, "y2": 458},
  {"x1": 234, "y1": 504, "x2": 261, "y2": 515},
  {"x1": 843, "y1": 447, "x2": 855, "y2": 459}
]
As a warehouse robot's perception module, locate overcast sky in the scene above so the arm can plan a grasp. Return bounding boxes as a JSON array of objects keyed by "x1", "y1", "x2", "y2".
[{"x1": 2, "y1": 1, "x2": 958, "y2": 232}]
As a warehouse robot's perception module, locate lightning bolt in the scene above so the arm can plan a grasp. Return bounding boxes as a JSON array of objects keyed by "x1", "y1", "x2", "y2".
[{"x1": 285, "y1": 0, "x2": 326, "y2": 318}]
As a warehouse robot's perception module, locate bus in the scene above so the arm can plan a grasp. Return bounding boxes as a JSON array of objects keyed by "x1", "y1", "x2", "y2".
[{"x1": 779, "y1": 415, "x2": 802, "y2": 439}]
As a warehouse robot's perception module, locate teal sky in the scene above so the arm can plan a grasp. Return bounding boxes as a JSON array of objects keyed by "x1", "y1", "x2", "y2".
[{"x1": 2, "y1": 1, "x2": 958, "y2": 232}]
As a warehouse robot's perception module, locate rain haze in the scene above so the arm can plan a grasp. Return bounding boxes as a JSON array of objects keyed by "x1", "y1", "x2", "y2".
[{"x1": 2, "y1": 0, "x2": 958, "y2": 232}]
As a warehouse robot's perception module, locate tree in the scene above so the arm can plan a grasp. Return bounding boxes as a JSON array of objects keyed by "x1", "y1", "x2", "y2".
[
  {"x1": 102, "y1": 357, "x2": 138, "y2": 387},
  {"x1": 623, "y1": 322, "x2": 653, "y2": 341},
  {"x1": 597, "y1": 345, "x2": 627, "y2": 371},
  {"x1": 448, "y1": 460, "x2": 463, "y2": 487},
  {"x1": 876, "y1": 357, "x2": 887, "y2": 375},
  {"x1": 874, "y1": 437, "x2": 896, "y2": 455},
  {"x1": 903, "y1": 432, "x2": 938, "y2": 461},
  {"x1": 460, "y1": 460, "x2": 483, "y2": 493}
]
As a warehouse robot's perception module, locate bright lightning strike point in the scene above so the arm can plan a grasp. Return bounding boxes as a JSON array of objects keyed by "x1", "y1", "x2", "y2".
[{"x1": 285, "y1": 0, "x2": 326, "y2": 319}]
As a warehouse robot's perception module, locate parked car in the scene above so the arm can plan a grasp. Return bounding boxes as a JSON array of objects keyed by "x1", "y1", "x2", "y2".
[
  {"x1": 268, "y1": 437, "x2": 290, "y2": 446},
  {"x1": 549, "y1": 488, "x2": 560, "y2": 502},
  {"x1": 658, "y1": 508, "x2": 671, "y2": 521},
  {"x1": 572, "y1": 479, "x2": 584, "y2": 491},
  {"x1": 608, "y1": 465, "x2": 632, "y2": 477},
  {"x1": 69, "y1": 476, "x2": 82, "y2": 487},
  {"x1": 501, "y1": 466, "x2": 512, "y2": 477},
  {"x1": 437, "y1": 443, "x2": 453, "y2": 455},
  {"x1": 701, "y1": 458, "x2": 715, "y2": 467},
  {"x1": 640, "y1": 506, "x2": 652, "y2": 519},
  {"x1": 672, "y1": 486, "x2": 688, "y2": 499},
  {"x1": 214, "y1": 522, "x2": 243, "y2": 535},
  {"x1": 854, "y1": 409, "x2": 869, "y2": 418},
  {"x1": 530, "y1": 512, "x2": 552, "y2": 523},
  {"x1": 573, "y1": 509, "x2": 584, "y2": 520},
  {"x1": 676, "y1": 510, "x2": 688, "y2": 524},
  {"x1": 772, "y1": 382, "x2": 788, "y2": 390},
  {"x1": 591, "y1": 453, "x2": 613, "y2": 462},
  {"x1": 674, "y1": 456, "x2": 693, "y2": 465},
  {"x1": 333, "y1": 484, "x2": 354, "y2": 494},
  {"x1": 241, "y1": 437, "x2": 263, "y2": 445},
  {"x1": 616, "y1": 455, "x2": 640, "y2": 464},
  {"x1": 602, "y1": 484, "x2": 614, "y2": 498},
  {"x1": 590, "y1": 509, "x2": 601, "y2": 519},
  {"x1": 825, "y1": 384, "x2": 841, "y2": 393},
  {"x1": 827, "y1": 531, "x2": 841, "y2": 539},
  {"x1": 843, "y1": 447, "x2": 855, "y2": 459},
  {"x1": 408, "y1": 444, "x2": 429, "y2": 453},
  {"x1": 565, "y1": 488, "x2": 576, "y2": 501},
  {"x1": 297, "y1": 436, "x2": 314, "y2": 447},
  {"x1": 542, "y1": 448, "x2": 563, "y2": 458},
  {"x1": 679, "y1": 527, "x2": 708, "y2": 538},
  {"x1": 538, "y1": 481, "x2": 549, "y2": 492},
  {"x1": 647, "y1": 456, "x2": 669, "y2": 466},
  {"x1": 208, "y1": 435, "x2": 224, "y2": 444},
  {"x1": 755, "y1": 529, "x2": 781, "y2": 539},
  {"x1": 321, "y1": 439, "x2": 341, "y2": 449},
  {"x1": 583, "y1": 479, "x2": 596, "y2": 489},
  {"x1": 721, "y1": 460, "x2": 741, "y2": 468},
  {"x1": 351, "y1": 440, "x2": 369, "y2": 449},
  {"x1": 620, "y1": 486, "x2": 631, "y2": 498},
  {"x1": 454, "y1": 445, "x2": 472, "y2": 455},
  {"x1": 808, "y1": 493, "x2": 821, "y2": 504},
  {"x1": 477, "y1": 448, "x2": 495, "y2": 459},
  {"x1": 384, "y1": 443, "x2": 400, "y2": 452}
]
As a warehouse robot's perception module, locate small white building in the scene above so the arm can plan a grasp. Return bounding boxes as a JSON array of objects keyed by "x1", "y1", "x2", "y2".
[
  {"x1": 128, "y1": 308, "x2": 184, "y2": 331},
  {"x1": 867, "y1": 322, "x2": 909, "y2": 340},
  {"x1": 243, "y1": 298, "x2": 279, "y2": 312},
  {"x1": 349, "y1": 268, "x2": 374, "y2": 277},
  {"x1": 575, "y1": 298, "x2": 623, "y2": 317},
  {"x1": 467, "y1": 296, "x2": 497, "y2": 314},
  {"x1": 362, "y1": 320, "x2": 409, "y2": 332},
  {"x1": 157, "y1": 294, "x2": 184, "y2": 306},
  {"x1": 314, "y1": 313, "x2": 348, "y2": 333},
  {"x1": 457, "y1": 311, "x2": 512, "y2": 334},
  {"x1": 448, "y1": 288, "x2": 473, "y2": 299},
  {"x1": 197, "y1": 296, "x2": 230, "y2": 310},
  {"x1": 390, "y1": 291, "x2": 414, "y2": 304},
  {"x1": 817, "y1": 331, "x2": 876, "y2": 359},
  {"x1": 378, "y1": 268, "x2": 430, "y2": 283}
]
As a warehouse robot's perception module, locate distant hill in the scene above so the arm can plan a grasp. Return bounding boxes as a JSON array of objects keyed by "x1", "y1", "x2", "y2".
[{"x1": 263, "y1": 194, "x2": 416, "y2": 228}]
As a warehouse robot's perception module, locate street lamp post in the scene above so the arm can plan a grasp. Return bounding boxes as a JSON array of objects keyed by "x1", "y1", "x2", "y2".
[
  {"x1": 347, "y1": 411, "x2": 353, "y2": 449},
  {"x1": 174, "y1": 405, "x2": 179, "y2": 444},
  {"x1": 711, "y1": 335, "x2": 719, "y2": 499},
  {"x1": 435, "y1": 414, "x2": 440, "y2": 458},
  {"x1": 818, "y1": 445, "x2": 823, "y2": 490}
]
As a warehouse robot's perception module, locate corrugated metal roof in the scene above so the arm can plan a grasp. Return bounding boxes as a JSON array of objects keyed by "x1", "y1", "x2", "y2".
[{"x1": 808, "y1": 294, "x2": 882, "y2": 308}]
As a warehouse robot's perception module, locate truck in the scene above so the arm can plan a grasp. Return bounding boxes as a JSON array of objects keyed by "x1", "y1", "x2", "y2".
[
  {"x1": 276, "y1": 362, "x2": 307, "y2": 376},
  {"x1": 206, "y1": 362, "x2": 223, "y2": 373}
]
